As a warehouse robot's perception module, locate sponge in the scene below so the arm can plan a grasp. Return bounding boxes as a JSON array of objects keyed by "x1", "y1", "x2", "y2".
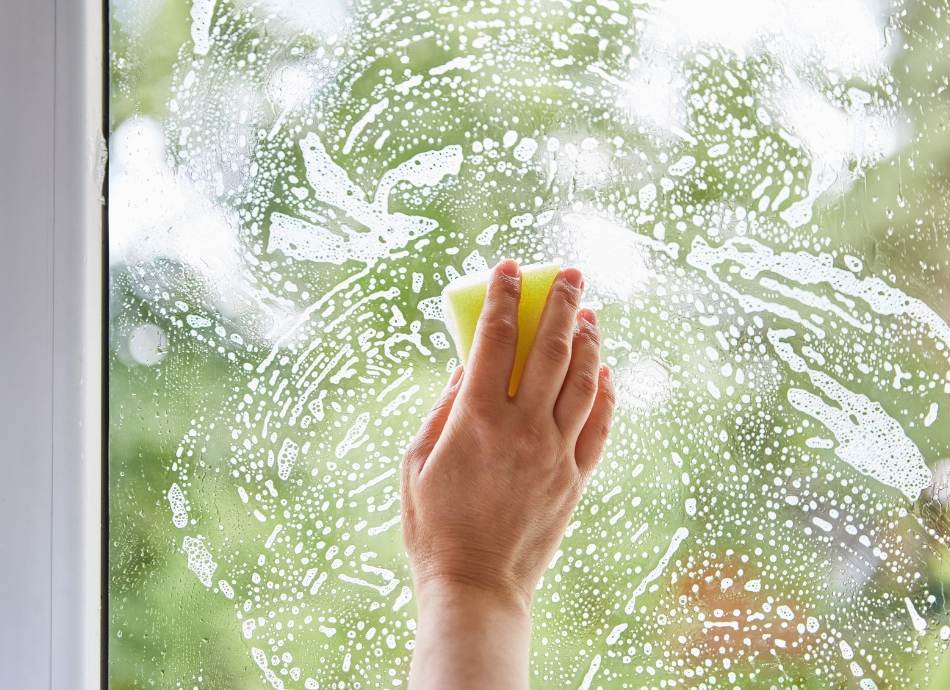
[{"x1": 442, "y1": 262, "x2": 561, "y2": 396}]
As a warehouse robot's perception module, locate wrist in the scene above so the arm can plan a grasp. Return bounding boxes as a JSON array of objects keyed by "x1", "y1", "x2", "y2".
[{"x1": 415, "y1": 576, "x2": 534, "y2": 622}]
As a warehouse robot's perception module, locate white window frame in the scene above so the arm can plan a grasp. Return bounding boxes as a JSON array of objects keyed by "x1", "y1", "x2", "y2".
[{"x1": 0, "y1": 0, "x2": 104, "y2": 688}]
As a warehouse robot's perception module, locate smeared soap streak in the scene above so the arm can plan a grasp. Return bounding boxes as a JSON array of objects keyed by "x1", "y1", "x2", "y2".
[
  {"x1": 335, "y1": 412, "x2": 370, "y2": 458},
  {"x1": 606, "y1": 623, "x2": 628, "y2": 645},
  {"x1": 905, "y1": 597, "x2": 927, "y2": 633},
  {"x1": 925, "y1": 403, "x2": 939, "y2": 427},
  {"x1": 770, "y1": 329, "x2": 932, "y2": 499},
  {"x1": 578, "y1": 653, "x2": 602, "y2": 690},
  {"x1": 348, "y1": 468, "x2": 397, "y2": 497},
  {"x1": 429, "y1": 55, "x2": 478, "y2": 75},
  {"x1": 338, "y1": 573, "x2": 399, "y2": 596},
  {"x1": 256, "y1": 266, "x2": 371, "y2": 374},
  {"x1": 688, "y1": 236, "x2": 950, "y2": 347},
  {"x1": 624, "y1": 527, "x2": 689, "y2": 614},
  {"x1": 190, "y1": 0, "x2": 216, "y2": 55},
  {"x1": 268, "y1": 133, "x2": 461, "y2": 265},
  {"x1": 343, "y1": 98, "x2": 390, "y2": 155}
]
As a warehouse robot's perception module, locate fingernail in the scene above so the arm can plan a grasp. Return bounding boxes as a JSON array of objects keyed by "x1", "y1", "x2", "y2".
[
  {"x1": 498, "y1": 259, "x2": 520, "y2": 278},
  {"x1": 600, "y1": 364, "x2": 611, "y2": 379},
  {"x1": 449, "y1": 365, "x2": 464, "y2": 386},
  {"x1": 564, "y1": 267, "x2": 583, "y2": 290},
  {"x1": 579, "y1": 308, "x2": 598, "y2": 326}
]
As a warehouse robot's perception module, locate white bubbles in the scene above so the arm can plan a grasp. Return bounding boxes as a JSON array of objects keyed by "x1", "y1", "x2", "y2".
[
  {"x1": 606, "y1": 623, "x2": 628, "y2": 645},
  {"x1": 614, "y1": 355, "x2": 672, "y2": 415},
  {"x1": 840, "y1": 639, "x2": 854, "y2": 660},
  {"x1": 772, "y1": 330, "x2": 933, "y2": 500},
  {"x1": 513, "y1": 137, "x2": 539, "y2": 162},
  {"x1": 118, "y1": 0, "x2": 950, "y2": 687},
  {"x1": 190, "y1": 0, "x2": 216, "y2": 55},
  {"x1": 182, "y1": 536, "x2": 217, "y2": 587},
  {"x1": 185, "y1": 314, "x2": 211, "y2": 329},
  {"x1": 667, "y1": 155, "x2": 697, "y2": 177},
  {"x1": 640, "y1": 0, "x2": 891, "y2": 78},
  {"x1": 776, "y1": 605, "x2": 795, "y2": 621},
  {"x1": 268, "y1": 135, "x2": 460, "y2": 266},
  {"x1": 168, "y1": 483, "x2": 188, "y2": 528},
  {"x1": 335, "y1": 413, "x2": 370, "y2": 459},
  {"x1": 638, "y1": 182, "x2": 658, "y2": 210},
  {"x1": 277, "y1": 438, "x2": 299, "y2": 480},
  {"x1": 844, "y1": 254, "x2": 864, "y2": 273},
  {"x1": 393, "y1": 586, "x2": 413, "y2": 611}
]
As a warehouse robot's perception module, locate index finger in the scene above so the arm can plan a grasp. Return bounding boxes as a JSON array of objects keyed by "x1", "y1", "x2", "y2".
[{"x1": 464, "y1": 259, "x2": 522, "y2": 401}]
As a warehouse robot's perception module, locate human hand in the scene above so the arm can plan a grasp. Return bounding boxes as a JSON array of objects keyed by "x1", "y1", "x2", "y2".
[{"x1": 402, "y1": 259, "x2": 616, "y2": 614}]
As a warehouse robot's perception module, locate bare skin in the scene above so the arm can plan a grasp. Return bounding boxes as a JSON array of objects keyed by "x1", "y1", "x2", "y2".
[{"x1": 401, "y1": 259, "x2": 616, "y2": 690}]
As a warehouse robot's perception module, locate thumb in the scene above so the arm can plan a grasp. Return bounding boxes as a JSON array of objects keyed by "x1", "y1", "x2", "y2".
[{"x1": 402, "y1": 366, "x2": 464, "y2": 475}]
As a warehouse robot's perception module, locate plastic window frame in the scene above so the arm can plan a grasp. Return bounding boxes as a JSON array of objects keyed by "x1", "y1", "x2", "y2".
[{"x1": 0, "y1": 0, "x2": 105, "y2": 687}]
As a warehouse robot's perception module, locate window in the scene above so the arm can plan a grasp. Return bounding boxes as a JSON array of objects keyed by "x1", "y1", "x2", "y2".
[{"x1": 109, "y1": 0, "x2": 950, "y2": 687}]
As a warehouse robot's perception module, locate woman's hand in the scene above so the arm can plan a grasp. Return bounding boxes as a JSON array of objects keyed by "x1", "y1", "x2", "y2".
[{"x1": 402, "y1": 259, "x2": 616, "y2": 690}]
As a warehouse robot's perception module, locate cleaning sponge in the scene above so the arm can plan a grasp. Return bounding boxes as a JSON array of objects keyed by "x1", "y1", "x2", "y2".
[{"x1": 442, "y1": 262, "x2": 560, "y2": 396}]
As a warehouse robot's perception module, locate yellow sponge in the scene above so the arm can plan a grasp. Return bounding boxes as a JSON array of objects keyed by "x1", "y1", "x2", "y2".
[{"x1": 442, "y1": 262, "x2": 561, "y2": 396}]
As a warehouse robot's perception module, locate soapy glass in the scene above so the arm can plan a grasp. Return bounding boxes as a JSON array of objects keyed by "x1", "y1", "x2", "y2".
[{"x1": 107, "y1": 0, "x2": 950, "y2": 688}]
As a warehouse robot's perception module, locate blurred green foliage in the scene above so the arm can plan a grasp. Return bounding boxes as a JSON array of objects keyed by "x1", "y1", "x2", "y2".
[{"x1": 109, "y1": 0, "x2": 950, "y2": 688}]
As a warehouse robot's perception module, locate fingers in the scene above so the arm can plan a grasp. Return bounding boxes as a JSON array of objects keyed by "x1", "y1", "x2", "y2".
[
  {"x1": 574, "y1": 365, "x2": 616, "y2": 477},
  {"x1": 553, "y1": 308, "x2": 601, "y2": 438},
  {"x1": 465, "y1": 260, "x2": 522, "y2": 401},
  {"x1": 515, "y1": 268, "x2": 584, "y2": 412},
  {"x1": 403, "y1": 366, "x2": 464, "y2": 475}
]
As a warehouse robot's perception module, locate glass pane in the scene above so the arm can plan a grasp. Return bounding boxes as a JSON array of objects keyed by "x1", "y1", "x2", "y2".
[{"x1": 109, "y1": 0, "x2": 950, "y2": 687}]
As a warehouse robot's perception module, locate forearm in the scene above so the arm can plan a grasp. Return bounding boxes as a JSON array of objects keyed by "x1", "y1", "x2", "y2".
[{"x1": 408, "y1": 581, "x2": 532, "y2": 690}]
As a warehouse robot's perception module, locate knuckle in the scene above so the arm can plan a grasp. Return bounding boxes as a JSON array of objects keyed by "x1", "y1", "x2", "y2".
[
  {"x1": 550, "y1": 278, "x2": 581, "y2": 308},
  {"x1": 540, "y1": 333, "x2": 572, "y2": 362},
  {"x1": 577, "y1": 319, "x2": 600, "y2": 344},
  {"x1": 573, "y1": 368, "x2": 600, "y2": 399},
  {"x1": 489, "y1": 273, "x2": 521, "y2": 302},
  {"x1": 480, "y1": 317, "x2": 519, "y2": 349},
  {"x1": 429, "y1": 392, "x2": 452, "y2": 416}
]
